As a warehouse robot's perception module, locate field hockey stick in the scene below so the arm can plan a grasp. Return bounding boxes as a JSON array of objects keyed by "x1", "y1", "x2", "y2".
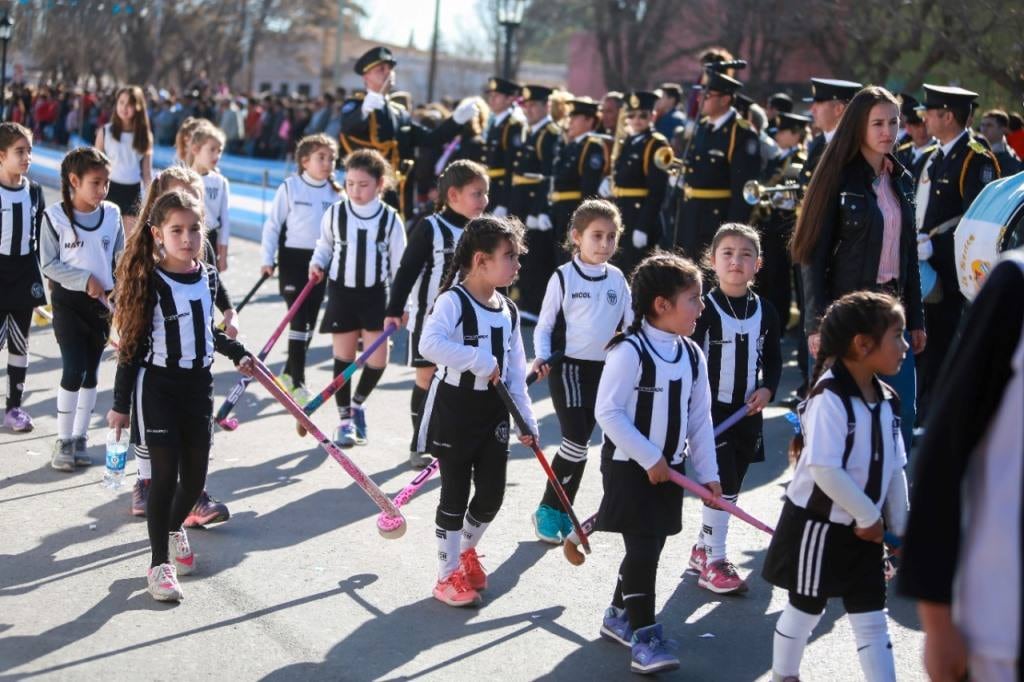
[
  {"x1": 234, "y1": 270, "x2": 272, "y2": 314},
  {"x1": 97, "y1": 295, "x2": 122, "y2": 351},
  {"x1": 32, "y1": 306, "x2": 53, "y2": 325},
  {"x1": 216, "y1": 277, "x2": 317, "y2": 430},
  {"x1": 493, "y1": 379, "x2": 592, "y2": 554},
  {"x1": 669, "y1": 469, "x2": 775, "y2": 534},
  {"x1": 563, "y1": 403, "x2": 756, "y2": 565},
  {"x1": 524, "y1": 350, "x2": 564, "y2": 384},
  {"x1": 250, "y1": 357, "x2": 406, "y2": 536},
  {"x1": 375, "y1": 353, "x2": 559, "y2": 537},
  {"x1": 297, "y1": 322, "x2": 399, "y2": 436}
]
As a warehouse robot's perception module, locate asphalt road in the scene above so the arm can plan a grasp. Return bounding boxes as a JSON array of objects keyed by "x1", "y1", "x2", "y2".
[{"x1": 0, "y1": 193, "x2": 926, "y2": 680}]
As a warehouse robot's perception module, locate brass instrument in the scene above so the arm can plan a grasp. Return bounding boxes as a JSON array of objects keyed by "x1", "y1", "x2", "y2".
[
  {"x1": 742, "y1": 180, "x2": 801, "y2": 208},
  {"x1": 607, "y1": 106, "x2": 628, "y2": 192},
  {"x1": 652, "y1": 146, "x2": 684, "y2": 175}
]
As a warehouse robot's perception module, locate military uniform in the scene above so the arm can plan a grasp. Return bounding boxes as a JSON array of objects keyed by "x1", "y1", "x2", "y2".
[
  {"x1": 674, "y1": 72, "x2": 761, "y2": 258},
  {"x1": 797, "y1": 79, "x2": 862, "y2": 191},
  {"x1": 482, "y1": 77, "x2": 526, "y2": 215},
  {"x1": 914, "y1": 85, "x2": 1001, "y2": 416},
  {"x1": 511, "y1": 84, "x2": 562, "y2": 316},
  {"x1": 549, "y1": 98, "x2": 608, "y2": 257},
  {"x1": 610, "y1": 91, "x2": 669, "y2": 275}
]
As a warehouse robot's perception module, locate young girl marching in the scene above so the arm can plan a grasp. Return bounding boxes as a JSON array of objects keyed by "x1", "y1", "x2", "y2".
[
  {"x1": 107, "y1": 189, "x2": 253, "y2": 602},
  {"x1": 530, "y1": 199, "x2": 632, "y2": 543},
  {"x1": 188, "y1": 122, "x2": 231, "y2": 270},
  {"x1": 95, "y1": 86, "x2": 152, "y2": 233},
  {"x1": 310, "y1": 149, "x2": 406, "y2": 447},
  {"x1": 0, "y1": 123, "x2": 45, "y2": 433},
  {"x1": 40, "y1": 147, "x2": 125, "y2": 472},
  {"x1": 261, "y1": 133, "x2": 342, "y2": 404},
  {"x1": 383, "y1": 159, "x2": 489, "y2": 469},
  {"x1": 688, "y1": 223, "x2": 781, "y2": 594},
  {"x1": 128, "y1": 167, "x2": 239, "y2": 526},
  {"x1": 594, "y1": 251, "x2": 720, "y2": 675},
  {"x1": 763, "y1": 291, "x2": 909, "y2": 682},
  {"x1": 418, "y1": 216, "x2": 537, "y2": 607}
]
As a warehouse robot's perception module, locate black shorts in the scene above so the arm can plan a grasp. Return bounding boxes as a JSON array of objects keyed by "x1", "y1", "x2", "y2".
[
  {"x1": 50, "y1": 285, "x2": 111, "y2": 349},
  {"x1": 425, "y1": 381, "x2": 510, "y2": 464},
  {"x1": 320, "y1": 284, "x2": 386, "y2": 334},
  {"x1": 597, "y1": 457, "x2": 688, "y2": 536},
  {"x1": 107, "y1": 180, "x2": 142, "y2": 217},
  {"x1": 762, "y1": 499, "x2": 886, "y2": 608},
  {"x1": 0, "y1": 254, "x2": 46, "y2": 306},
  {"x1": 407, "y1": 327, "x2": 434, "y2": 368},
  {"x1": 712, "y1": 402, "x2": 763, "y2": 495},
  {"x1": 130, "y1": 365, "x2": 214, "y2": 449}
]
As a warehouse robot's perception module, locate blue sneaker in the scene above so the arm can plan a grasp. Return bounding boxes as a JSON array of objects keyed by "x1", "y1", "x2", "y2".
[
  {"x1": 532, "y1": 504, "x2": 563, "y2": 544},
  {"x1": 559, "y1": 511, "x2": 574, "y2": 540},
  {"x1": 334, "y1": 421, "x2": 357, "y2": 448},
  {"x1": 630, "y1": 623, "x2": 679, "y2": 675},
  {"x1": 600, "y1": 606, "x2": 632, "y2": 647},
  {"x1": 351, "y1": 405, "x2": 368, "y2": 445}
]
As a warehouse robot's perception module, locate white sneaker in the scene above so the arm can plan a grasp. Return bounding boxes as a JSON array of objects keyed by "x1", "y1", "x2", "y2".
[
  {"x1": 147, "y1": 563, "x2": 184, "y2": 601},
  {"x1": 169, "y1": 529, "x2": 196, "y2": 576}
]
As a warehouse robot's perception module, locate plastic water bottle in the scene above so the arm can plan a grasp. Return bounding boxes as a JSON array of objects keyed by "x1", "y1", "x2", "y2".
[{"x1": 102, "y1": 429, "x2": 129, "y2": 491}]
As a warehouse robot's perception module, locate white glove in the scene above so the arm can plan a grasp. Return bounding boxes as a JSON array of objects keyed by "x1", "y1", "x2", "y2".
[
  {"x1": 492, "y1": 205, "x2": 509, "y2": 218},
  {"x1": 598, "y1": 176, "x2": 613, "y2": 198},
  {"x1": 536, "y1": 214, "x2": 553, "y2": 232},
  {"x1": 916, "y1": 233, "x2": 933, "y2": 261},
  {"x1": 452, "y1": 99, "x2": 479, "y2": 125},
  {"x1": 361, "y1": 91, "x2": 386, "y2": 115},
  {"x1": 525, "y1": 215, "x2": 539, "y2": 229},
  {"x1": 632, "y1": 230, "x2": 648, "y2": 249}
]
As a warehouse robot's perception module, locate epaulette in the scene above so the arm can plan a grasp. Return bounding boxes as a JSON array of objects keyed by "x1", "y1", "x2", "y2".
[
  {"x1": 592, "y1": 133, "x2": 613, "y2": 143},
  {"x1": 968, "y1": 139, "x2": 989, "y2": 155},
  {"x1": 544, "y1": 122, "x2": 561, "y2": 136},
  {"x1": 735, "y1": 117, "x2": 752, "y2": 130},
  {"x1": 353, "y1": 91, "x2": 365, "y2": 101},
  {"x1": 896, "y1": 140, "x2": 913, "y2": 152},
  {"x1": 922, "y1": 144, "x2": 938, "y2": 154},
  {"x1": 650, "y1": 131, "x2": 669, "y2": 143}
]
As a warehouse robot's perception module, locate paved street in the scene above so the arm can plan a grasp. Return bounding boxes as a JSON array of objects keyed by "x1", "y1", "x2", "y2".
[{"x1": 0, "y1": 202, "x2": 925, "y2": 680}]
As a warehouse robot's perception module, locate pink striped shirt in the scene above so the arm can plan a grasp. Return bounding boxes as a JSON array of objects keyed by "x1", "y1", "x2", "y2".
[{"x1": 875, "y1": 165, "x2": 902, "y2": 284}]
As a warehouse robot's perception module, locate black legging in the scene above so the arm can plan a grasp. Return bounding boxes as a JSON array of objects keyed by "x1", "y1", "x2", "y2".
[
  {"x1": 435, "y1": 450, "x2": 508, "y2": 530},
  {"x1": 57, "y1": 337, "x2": 104, "y2": 391},
  {"x1": 611, "y1": 533, "x2": 668, "y2": 630},
  {"x1": 147, "y1": 442, "x2": 210, "y2": 567}
]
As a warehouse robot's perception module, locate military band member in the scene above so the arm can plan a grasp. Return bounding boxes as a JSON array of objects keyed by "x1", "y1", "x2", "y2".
[
  {"x1": 602, "y1": 90, "x2": 669, "y2": 275},
  {"x1": 482, "y1": 77, "x2": 526, "y2": 217},
  {"x1": 340, "y1": 46, "x2": 477, "y2": 218},
  {"x1": 599, "y1": 92, "x2": 624, "y2": 137},
  {"x1": 765, "y1": 92, "x2": 794, "y2": 136},
  {"x1": 914, "y1": 84, "x2": 1000, "y2": 417},
  {"x1": 550, "y1": 98, "x2": 608, "y2": 259},
  {"x1": 978, "y1": 109, "x2": 1022, "y2": 176},
  {"x1": 654, "y1": 83, "x2": 687, "y2": 141},
  {"x1": 511, "y1": 84, "x2": 562, "y2": 317},
  {"x1": 894, "y1": 93, "x2": 936, "y2": 182},
  {"x1": 799, "y1": 78, "x2": 862, "y2": 189},
  {"x1": 674, "y1": 71, "x2": 761, "y2": 258}
]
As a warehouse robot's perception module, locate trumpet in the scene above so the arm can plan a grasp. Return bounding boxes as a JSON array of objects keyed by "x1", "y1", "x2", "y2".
[
  {"x1": 653, "y1": 146, "x2": 685, "y2": 174},
  {"x1": 742, "y1": 180, "x2": 801, "y2": 208}
]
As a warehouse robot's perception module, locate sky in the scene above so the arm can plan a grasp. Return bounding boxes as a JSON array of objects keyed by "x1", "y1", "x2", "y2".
[{"x1": 361, "y1": 0, "x2": 489, "y2": 52}]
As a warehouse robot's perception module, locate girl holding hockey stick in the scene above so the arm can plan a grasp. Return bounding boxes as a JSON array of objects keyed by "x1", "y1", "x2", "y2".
[
  {"x1": 687, "y1": 223, "x2": 781, "y2": 594},
  {"x1": 383, "y1": 158, "x2": 490, "y2": 469},
  {"x1": 594, "y1": 251, "x2": 720, "y2": 675},
  {"x1": 107, "y1": 189, "x2": 253, "y2": 602},
  {"x1": 418, "y1": 216, "x2": 537, "y2": 608},
  {"x1": 310, "y1": 149, "x2": 405, "y2": 448},
  {"x1": 529, "y1": 199, "x2": 632, "y2": 543},
  {"x1": 763, "y1": 291, "x2": 909, "y2": 682}
]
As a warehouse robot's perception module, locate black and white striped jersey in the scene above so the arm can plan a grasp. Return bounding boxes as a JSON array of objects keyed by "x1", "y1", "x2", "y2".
[
  {"x1": 145, "y1": 264, "x2": 221, "y2": 370},
  {"x1": 202, "y1": 171, "x2": 231, "y2": 243},
  {"x1": 40, "y1": 201, "x2": 124, "y2": 292},
  {"x1": 595, "y1": 320, "x2": 719, "y2": 481},
  {"x1": 786, "y1": 361, "x2": 906, "y2": 526},
  {"x1": 385, "y1": 209, "x2": 467, "y2": 330},
  {"x1": 311, "y1": 197, "x2": 406, "y2": 288},
  {"x1": 260, "y1": 173, "x2": 340, "y2": 267},
  {"x1": 0, "y1": 180, "x2": 43, "y2": 258},
  {"x1": 419, "y1": 282, "x2": 537, "y2": 433},
  {"x1": 533, "y1": 256, "x2": 632, "y2": 362},
  {"x1": 692, "y1": 289, "x2": 782, "y2": 405}
]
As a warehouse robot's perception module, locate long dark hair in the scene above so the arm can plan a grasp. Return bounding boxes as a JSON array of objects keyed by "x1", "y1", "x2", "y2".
[
  {"x1": 790, "y1": 86, "x2": 900, "y2": 265},
  {"x1": 111, "y1": 86, "x2": 153, "y2": 155},
  {"x1": 607, "y1": 250, "x2": 702, "y2": 348},
  {"x1": 61, "y1": 146, "x2": 111, "y2": 238},
  {"x1": 437, "y1": 214, "x2": 527, "y2": 293}
]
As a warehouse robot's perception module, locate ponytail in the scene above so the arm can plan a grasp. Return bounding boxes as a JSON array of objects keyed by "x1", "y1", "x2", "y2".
[
  {"x1": 60, "y1": 146, "x2": 111, "y2": 240},
  {"x1": 437, "y1": 214, "x2": 527, "y2": 295},
  {"x1": 435, "y1": 159, "x2": 488, "y2": 213}
]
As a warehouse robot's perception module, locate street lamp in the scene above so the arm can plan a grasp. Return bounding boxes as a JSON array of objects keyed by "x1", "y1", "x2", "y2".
[
  {"x1": 497, "y1": 0, "x2": 526, "y2": 81},
  {"x1": 0, "y1": 13, "x2": 13, "y2": 122}
]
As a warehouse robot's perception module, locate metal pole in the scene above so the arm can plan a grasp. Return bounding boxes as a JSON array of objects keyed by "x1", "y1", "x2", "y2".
[
  {"x1": 333, "y1": 0, "x2": 345, "y2": 85},
  {"x1": 502, "y1": 23, "x2": 513, "y2": 80},
  {"x1": 427, "y1": 0, "x2": 440, "y2": 102},
  {"x1": 1, "y1": 38, "x2": 9, "y2": 122}
]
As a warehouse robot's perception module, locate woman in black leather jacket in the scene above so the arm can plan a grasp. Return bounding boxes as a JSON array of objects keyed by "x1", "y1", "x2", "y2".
[{"x1": 791, "y1": 85, "x2": 926, "y2": 444}]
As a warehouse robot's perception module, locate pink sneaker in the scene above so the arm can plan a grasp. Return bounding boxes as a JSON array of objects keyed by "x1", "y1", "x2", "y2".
[
  {"x1": 147, "y1": 563, "x2": 183, "y2": 602},
  {"x1": 688, "y1": 543, "x2": 708, "y2": 573},
  {"x1": 459, "y1": 548, "x2": 488, "y2": 591},
  {"x1": 698, "y1": 559, "x2": 748, "y2": 594},
  {"x1": 169, "y1": 530, "x2": 195, "y2": 576},
  {"x1": 433, "y1": 570, "x2": 481, "y2": 607},
  {"x1": 4, "y1": 407, "x2": 33, "y2": 432}
]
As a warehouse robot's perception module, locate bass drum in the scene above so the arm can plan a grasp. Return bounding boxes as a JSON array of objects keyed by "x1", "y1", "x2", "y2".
[{"x1": 954, "y1": 173, "x2": 1024, "y2": 300}]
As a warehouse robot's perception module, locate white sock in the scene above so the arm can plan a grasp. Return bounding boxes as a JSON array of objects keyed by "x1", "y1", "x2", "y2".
[
  {"x1": 772, "y1": 603, "x2": 824, "y2": 678},
  {"x1": 849, "y1": 610, "x2": 896, "y2": 682},
  {"x1": 56, "y1": 388, "x2": 77, "y2": 440},
  {"x1": 702, "y1": 500, "x2": 733, "y2": 564},
  {"x1": 460, "y1": 513, "x2": 490, "y2": 552},
  {"x1": 436, "y1": 526, "x2": 461, "y2": 580},
  {"x1": 135, "y1": 444, "x2": 151, "y2": 480},
  {"x1": 72, "y1": 387, "x2": 98, "y2": 438}
]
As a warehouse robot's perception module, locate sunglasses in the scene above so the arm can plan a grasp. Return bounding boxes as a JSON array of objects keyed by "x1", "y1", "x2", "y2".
[{"x1": 625, "y1": 111, "x2": 650, "y2": 119}]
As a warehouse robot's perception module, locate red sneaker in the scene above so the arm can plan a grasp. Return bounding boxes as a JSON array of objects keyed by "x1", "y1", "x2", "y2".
[
  {"x1": 433, "y1": 570, "x2": 481, "y2": 607},
  {"x1": 688, "y1": 543, "x2": 708, "y2": 573},
  {"x1": 459, "y1": 548, "x2": 488, "y2": 591},
  {"x1": 698, "y1": 559, "x2": 749, "y2": 594}
]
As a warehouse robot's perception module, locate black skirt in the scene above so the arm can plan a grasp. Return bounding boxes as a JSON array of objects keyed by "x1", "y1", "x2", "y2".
[
  {"x1": 596, "y1": 455, "x2": 687, "y2": 536},
  {"x1": 762, "y1": 499, "x2": 886, "y2": 600},
  {"x1": 0, "y1": 253, "x2": 45, "y2": 308},
  {"x1": 107, "y1": 180, "x2": 142, "y2": 217},
  {"x1": 712, "y1": 401, "x2": 764, "y2": 464}
]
